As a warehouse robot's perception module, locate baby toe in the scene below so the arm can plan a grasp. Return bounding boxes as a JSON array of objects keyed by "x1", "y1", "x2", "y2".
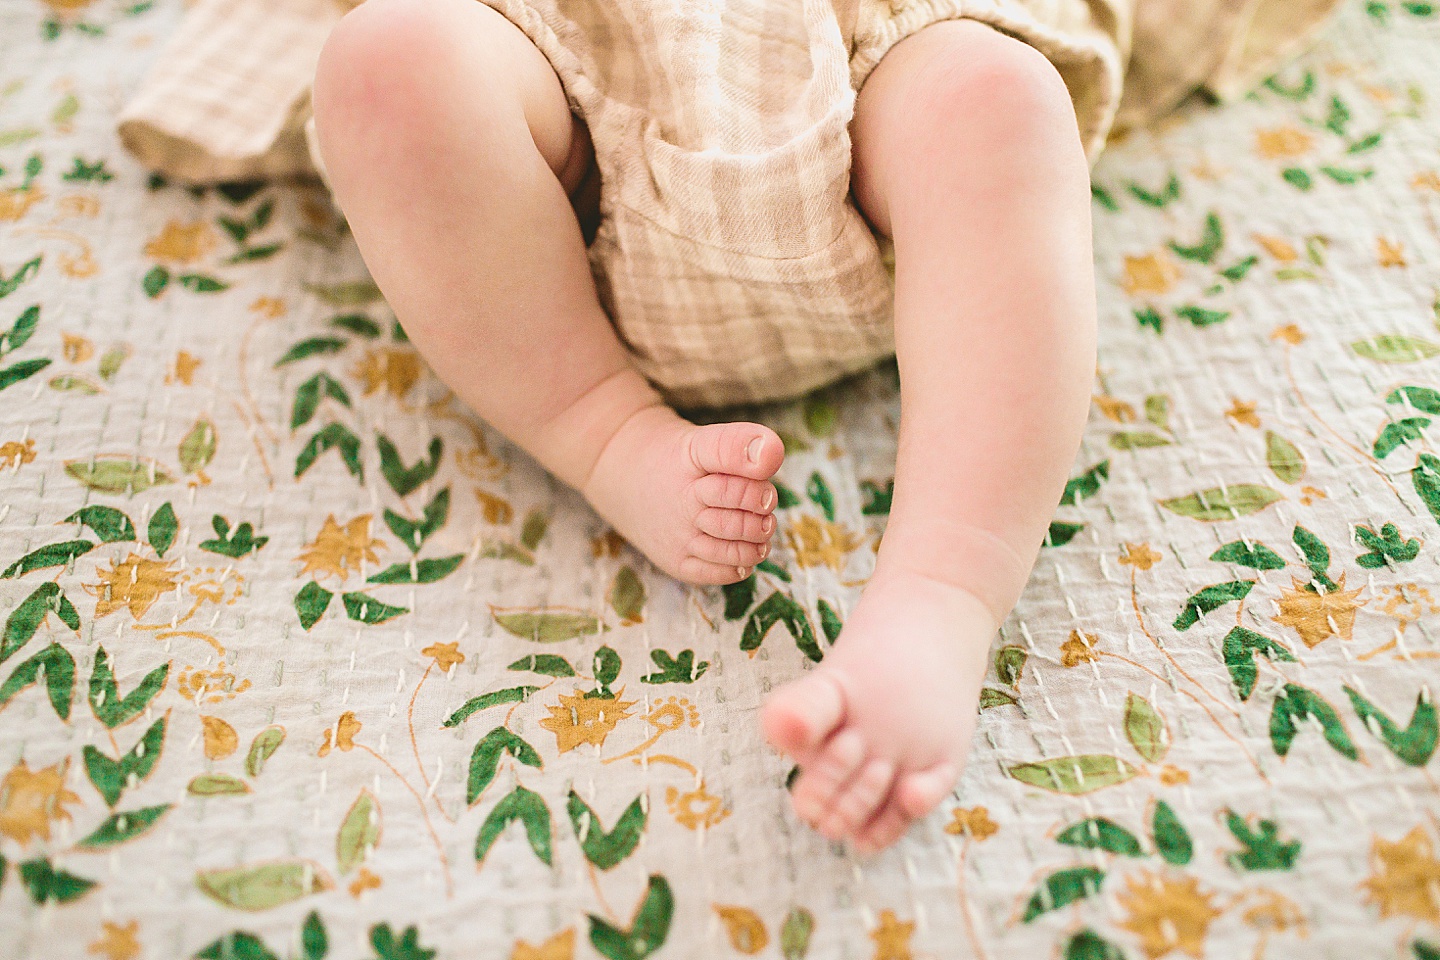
[
  {"x1": 896, "y1": 762, "x2": 959, "y2": 820},
  {"x1": 821, "y1": 758, "x2": 895, "y2": 839},
  {"x1": 690, "y1": 532, "x2": 768, "y2": 568},
  {"x1": 687, "y1": 422, "x2": 784, "y2": 480},
  {"x1": 695, "y1": 507, "x2": 774, "y2": 544},
  {"x1": 852, "y1": 800, "x2": 911, "y2": 855},
  {"x1": 675, "y1": 556, "x2": 753, "y2": 586},
  {"x1": 790, "y1": 729, "x2": 865, "y2": 823},
  {"x1": 761, "y1": 671, "x2": 847, "y2": 762},
  {"x1": 691, "y1": 474, "x2": 777, "y2": 515}
]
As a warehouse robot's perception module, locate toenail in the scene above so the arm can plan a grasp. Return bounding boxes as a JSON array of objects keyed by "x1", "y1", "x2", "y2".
[
  {"x1": 760, "y1": 544, "x2": 770, "y2": 558},
  {"x1": 762, "y1": 488, "x2": 775, "y2": 510},
  {"x1": 763, "y1": 515, "x2": 775, "y2": 533},
  {"x1": 747, "y1": 437, "x2": 763, "y2": 462},
  {"x1": 737, "y1": 566, "x2": 749, "y2": 578}
]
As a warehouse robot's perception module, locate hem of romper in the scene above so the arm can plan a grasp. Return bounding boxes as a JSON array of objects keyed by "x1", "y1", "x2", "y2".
[{"x1": 848, "y1": 0, "x2": 1125, "y2": 163}]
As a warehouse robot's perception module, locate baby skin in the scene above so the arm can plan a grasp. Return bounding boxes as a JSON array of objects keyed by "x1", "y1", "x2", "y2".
[{"x1": 314, "y1": 0, "x2": 1096, "y2": 852}]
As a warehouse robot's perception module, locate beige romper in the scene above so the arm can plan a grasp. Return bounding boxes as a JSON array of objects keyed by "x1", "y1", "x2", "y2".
[{"x1": 119, "y1": 0, "x2": 1340, "y2": 408}]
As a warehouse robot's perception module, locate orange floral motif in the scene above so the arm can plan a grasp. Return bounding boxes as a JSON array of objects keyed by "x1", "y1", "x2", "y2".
[
  {"x1": 87, "y1": 921, "x2": 141, "y2": 960},
  {"x1": 1271, "y1": 324, "x2": 1306, "y2": 345},
  {"x1": 166, "y1": 350, "x2": 201, "y2": 386},
  {"x1": 1158, "y1": 765, "x2": 1191, "y2": 786},
  {"x1": 200, "y1": 716, "x2": 238, "y2": 760},
  {"x1": 664, "y1": 783, "x2": 730, "y2": 829},
  {"x1": 62, "y1": 333, "x2": 94, "y2": 363},
  {"x1": 177, "y1": 662, "x2": 252, "y2": 704},
  {"x1": 511, "y1": 929, "x2": 575, "y2": 960},
  {"x1": 1116, "y1": 871, "x2": 1221, "y2": 959},
  {"x1": 0, "y1": 760, "x2": 82, "y2": 846},
  {"x1": 421, "y1": 642, "x2": 465, "y2": 671},
  {"x1": 1094, "y1": 395, "x2": 1137, "y2": 423},
  {"x1": 786, "y1": 515, "x2": 864, "y2": 571},
  {"x1": 869, "y1": 910, "x2": 915, "y2": 960},
  {"x1": 1122, "y1": 251, "x2": 1182, "y2": 296},
  {"x1": 1273, "y1": 575, "x2": 1365, "y2": 648},
  {"x1": 1252, "y1": 234, "x2": 1299, "y2": 262},
  {"x1": 296, "y1": 515, "x2": 384, "y2": 582},
  {"x1": 1242, "y1": 889, "x2": 1306, "y2": 935},
  {"x1": 249, "y1": 296, "x2": 286, "y2": 318},
  {"x1": 1254, "y1": 126, "x2": 1315, "y2": 160},
  {"x1": 1377, "y1": 238, "x2": 1406, "y2": 268},
  {"x1": 0, "y1": 439, "x2": 36, "y2": 468},
  {"x1": 144, "y1": 219, "x2": 217, "y2": 264},
  {"x1": 319, "y1": 712, "x2": 362, "y2": 757},
  {"x1": 1361, "y1": 826, "x2": 1440, "y2": 923},
  {"x1": 354, "y1": 347, "x2": 422, "y2": 399},
  {"x1": 475, "y1": 489, "x2": 514, "y2": 524},
  {"x1": 0, "y1": 186, "x2": 44, "y2": 222},
  {"x1": 646, "y1": 697, "x2": 699, "y2": 733},
  {"x1": 1377, "y1": 583, "x2": 1440, "y2": 634},
  {"x1": 1224, "y1": 399, "x2": 1260, "y2": 428},
  {"x1": 1060, "y1": 631, "x2": 1100, "y2": 667},
  {"x1": 57, "y1": 193, "x2": 101, "y2": 218},
  {"x1": 348, "y1": 867, "x2": 382, "y2": 897},
  {"x1": 1119, "y1": 543, "x2": 1161, "y2": 571},
  {"x1": 1413, "y1": 171, "x2": 1440, "y2": 192},
  {"x1": 539, "y1": 689, "x2": 636, "y2": 754},
  {"x1": 85, "y1": 554, "x2": 182, "y2": 620},
  {"x1": 944, "y1": 806, "x2": 998, "y2": 841}
]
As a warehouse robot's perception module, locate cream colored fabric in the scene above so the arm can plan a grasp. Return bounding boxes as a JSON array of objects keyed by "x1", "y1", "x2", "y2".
[{"x1": 116, "y1": 0, "x2": 1337, "y2": 407}]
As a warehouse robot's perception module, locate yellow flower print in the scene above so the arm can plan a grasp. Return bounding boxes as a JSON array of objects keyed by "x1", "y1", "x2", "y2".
[
  {"x1": 0, "y1": 759, "x2": 82, "y2": 846},
  {"x1": 1241, "y1": 889, "x2": 1306, "y2": 935},
  {"x1": 869, "y1": 910, "x2": 915, "y2": 960},
  {"x1": 1252, "y1": 234, "x2": 1299, "y2": 262},
  {"x1": 664, "y1": 783, "x2": 730, "y2": 829},
  {"x1": 511, "y1": 929, "x2": 574, "y2": 960},
  {"x1": 318, "y1": 712, "x2": 362, "y2": 757},
  {"x1": 62, "y1": 333, "x2": 94, "y2": 363},
  {"x1": 86, "y1": 554, "x2": 182, "y2": 620},
  {"x1": 0, "y1": 439, "x2": 36, "y2": 468},
  {"x1": 1060, "y1": 630, "x2": 1099, "y2": 667},
  {"x1": 1116, "y1": 871, "x2": 1221, "y2": 960},
  {"x1": 0, "y1": 186, "x2": 44, "y2": 222},
  {"x1": 166, "y1": 350, "x2": 201, "y2": 386},
  {"x1": 57, "y1": 193, "x2": 100, "y2": 218},
  {"x1": 1158, "y1": 765, "x2": 1190, "y2": 786},
  {"x1": 1094, "y1": 395, "x2": 1137, "y2": 423},
  {"x1": 475, "y1": 489, "x2": 514, "y2": 524},
  {"x1": 1119, "y1": 543, "x2": 1161, "y2": 572},
  {"x1": 200, "y1": 716, "x2": 239, "y2": 760},
  {"x1": 1273, "y1": 575, "x2": 1365, "y2": 648},
  {"x1": 348, "y1": 867, "x2": 381, "y2": 897},
  {"x1": 249, "y1": 296, "x2": 286, "y2": 318},
  {"x1": 144, "y1": 219, "x2": 217, "y2": 265},
  {"x1": 1271, "y1": 324, "x2": 1306, "y2": 345},
  {"x1": 539, "y1": 688, "x2": 636, "y2": 754},
  {"x1": 1377, "y1": 583, "x2": 1440, "y2": 635},
  {"x1": 786, "y1": 515, "x2": 864, "y2": 571},
  {"x1": 353, "y1": 347, "x2": 422, "y2": 399},
  {"x1": 944, "y1": 806, "x2": 998, "y2": 841},
  {"x1": 1121, "y1": 252, "x2": 1181, "y2": 296},
  {"x1": 296, "y1": 515, "x2": 384, "y2": 582},
  {"x1": 1254, "y1": 126, "x2": 1315, "y2": 160},
  {"x1": 645, "y1": 696, "x2": 699, "y2": 733},
  {"x1": 87, "y1": 920, "x2": 141, "y2": 960},
  {"x1": 1377, "y1": 238, "x2": 1406, "y2": 268},
  {"x1": 1224, "y1": 399, "x2": 1260, "y2": 428},
  {"x1": 422, "y1": 642, "x2": 465, "y2": 671},
  {"x1": 1361, "y1": 826, "x2": 1440, "y2": 923}
]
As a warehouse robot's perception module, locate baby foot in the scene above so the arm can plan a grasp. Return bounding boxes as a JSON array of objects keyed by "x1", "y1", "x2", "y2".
[
  {"x1": 582, "y1": 404, "x2": 785, "y2": 585},
  {"x1": 761, "y1": 572, "x2": 995, "y2": 852}
]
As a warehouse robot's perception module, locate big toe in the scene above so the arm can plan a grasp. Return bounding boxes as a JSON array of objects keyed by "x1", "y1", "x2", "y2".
[
  {"x1": 762, "y1": 671, "x2": 847, "y2": 762},
  {"x1": 687, "y1": 421, "x2": 784, "y2": 480}
]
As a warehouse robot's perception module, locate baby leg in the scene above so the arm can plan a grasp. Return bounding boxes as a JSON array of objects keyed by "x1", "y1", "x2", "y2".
[
  {"x1": 763, "y1": 20, "x2": 1096, "y2": 851},
  {"x1": 312, "y1": 0, "x2": 783, "y2": 585}
]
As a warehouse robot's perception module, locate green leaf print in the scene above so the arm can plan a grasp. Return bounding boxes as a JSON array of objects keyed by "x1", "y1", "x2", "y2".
[
  {"x1": 1123, "y1": 693, "x2": 1169, "y2": 762},
  {"x1": 1151, "y1": 800, "x2": 1192, "y2": 866},
  {"x1": 76, "y1": 803, "x2": 171, "y2": 848},
  {"x1": 1351, "y1": 334, "x2": 1440, "y2": 363},
  {"x1": 65, "y1": 456, "x2": 173, "y2": 493},
  {"x1": 467, "y1": 727, "x2": 543, "y2": 804},
  {"x1": 1292, "y1": 525, "x2": 1335, "y2": 590},
  {"x1": 588, "y1": 875, "x2": 674, "y2": 960},
  {"x1": 19, "y1": 858, "x2": 96, "y2": 904},
  {"x1": 1354, "y1": 523, "x2": 1421, "y2": 568},
  {"x1": 63, "y1": 505, "x2": 135, "y2": 543},
  {"x1": 805, "y1": 471, "x2": 835, "y2": 521},
  {"x1": 740, "y1": 592, "x2": 823, "y2": 663},
  {"x1": 1374, "y1": 417, "x2": 1431, "y2": 458},
  {"x1": 368, "y1": 924, "x2": 436, "y2": 960},
  {"x1": 444, "y1": 687, "x2": 539, "y2": 728},
  {"x1": 302, "y1": 912, "x2": 328, "y2": 960},
  {"x1": 1269, "y1": 684, "x2": 1358, "y2": 760},
  {"x1": 1175, "y1": 305, "x2": 1230, "y2": 327},
  {"x1": 1126, "y1": 172, "x2": 1180, "y2": 208},
  {"x1": 200, "y1": 516, "x2": 269, "y2": 558},
  {"x1": 608, "y1": 566, "x2": 646, "y2": 622},
  {"x1": 1173, "y1": 580, "x2": 1255, "y2": 630},
  {"x1": 1, "y1": 539, "x2": 94, "y2": 578},
  {"x1": 1344, "y1": 687, "x2": 1438, "y2": 766},
  {"x1": 295, "y1": 423, "x2": 363, "y2": 481},
  {"x1": 0, "y1": 642, "x2": 75, "y2": 721},
  {"x1": 84, "y1": 714, "x2": 166, "y2": 806},
  {"x1": 341, "y1": 592, "x2": 409, "y2": 625},
  {"x1": 568, "y1": 791, "x2": 645, "y2": 870},
  {"x1": 1159, "y1": 484, "x2": 1281, "y2": 521},
  {"x1": 1060, "y1": 460, "x2": 1109, "y2": 505},
  {"x1": 1134, "y1": 305, "x2": 1163, "y2": 333},
  {"x1": 1021, "y1": 867, "x2": 1105, "y2": 922},
  {"x1": 1415, "y1": 453, "x2": 1440, "y2": 526},
  {"x1": 1064, "y1": 930, "x2": 1127, "y2": 960},
  {"x1": 1209, "y1": 540, "x2": 1287, "y2": 570},
  {"x1": 304, "y1": 280, "x2": 383, "y2": 307},
  {"x1": 384, "y1": 488, "x2": 450, "y2": 553},
  {"x1": 0, "y1": 256, "x2": 41, "y2": 300},
  {"x1": 1044, "y1": 521, "x2": 1085, "y2": 546},
  {"x1": 178, "y1": 418, "x2": 216, "y2": 474},
  {"x1": 186, "y1": 773, "x2": 250, "y2": 797},
  {"x1": 1224, "y1": 810, "x2": 1301, "y2": 871},
  {"x1": 1168, "y1": 212, "x2": 1224, "y2": 264},
  {"x1": 2, "y1": 582, "x2": 80, "y2": 664},
  {"x1": 641, "y1": 649, "x2": 708, "y2": 684},
  {"x1": 1222, "y1": 627, "x2": 1297, "y2": 701},
  {"x1": 245, "y1": 726, "x2": 286, "y2": 777},
  {"x1": 294, "y1": 581, "x2": 333, "y2": 630},
  {"x1": 1007, "y1": 755, "x2": 1139, "y2": 794},
  {"x1": 291, "y1": 371, "x2": 352, "y2": 429},
  {"x1": 1055, "y1": 818, "x2": 1144, "y2": 857},
  {"x1": 376, "y1": 434, "x2": 442, "y2": 497},
  {"x1": 1386, "y1": 385, "x2": 1440, "y2": 414},
  {"x1": 195, "y1": 932, "x2": 280, "y2": 960},
  {"x1": 475, "y1": 785, "x2": 552, "y2": 866},
  {"x1": 366, "y1": 555, "x2": 464, "y2": 584},
  {"x1": 1265, "y1": 431, "x2": 1306, "y2": 484},
  {"x1": 995, "y1": 646, "x2": 1027, "y2": 687},
  {"x1": 492, "y1": 608, "x2": 605, "y2": 643},
  {"x1": 507, "y1": 654, "x2": 575, "y2": 677},
  {"x1": 817, "y1": 599, "x2": 843, "y2": 644},
  {"x1": 336, "y1": 789, "x2": 380, "y2": 873},
  {"x1": 276, "y1": 336, "x2": 348, "y2": 367},
  {"x1": 196, "y1": 859, "x2": 333, "y2": 910},
  {"x1": 88, "y1": 647, "x2": 168, "y2": 728},
  {"x1": 147, "y1": 502, "x2": 177, "y2": 557},
  {"x1": 0, "y1": 304, "x2": 39, "y2": 355},
  {"x1": 779, "y1": 909, "x2": 815, "y2": 960}
]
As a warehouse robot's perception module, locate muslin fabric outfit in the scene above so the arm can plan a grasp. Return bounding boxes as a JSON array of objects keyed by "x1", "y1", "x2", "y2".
[{"x1": 118, "y1": 0, "x2": 1340, "y2": 408}]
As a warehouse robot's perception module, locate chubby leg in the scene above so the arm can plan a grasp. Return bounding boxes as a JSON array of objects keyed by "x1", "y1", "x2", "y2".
[
  {"x1": 763, "y1": 20, "x2": 1096, "y2": 850},
  {"x1": 312, "y1": 0, "x2": 783, "y2": 585}
]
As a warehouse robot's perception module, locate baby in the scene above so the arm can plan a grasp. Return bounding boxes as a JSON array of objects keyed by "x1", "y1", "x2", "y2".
[
  {"x1": 121, "y1": 0, "x2": 1339, "y2": 853},
  {"x1": 309, "y1": 0, "x2": 1096, "y2": 854}
]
